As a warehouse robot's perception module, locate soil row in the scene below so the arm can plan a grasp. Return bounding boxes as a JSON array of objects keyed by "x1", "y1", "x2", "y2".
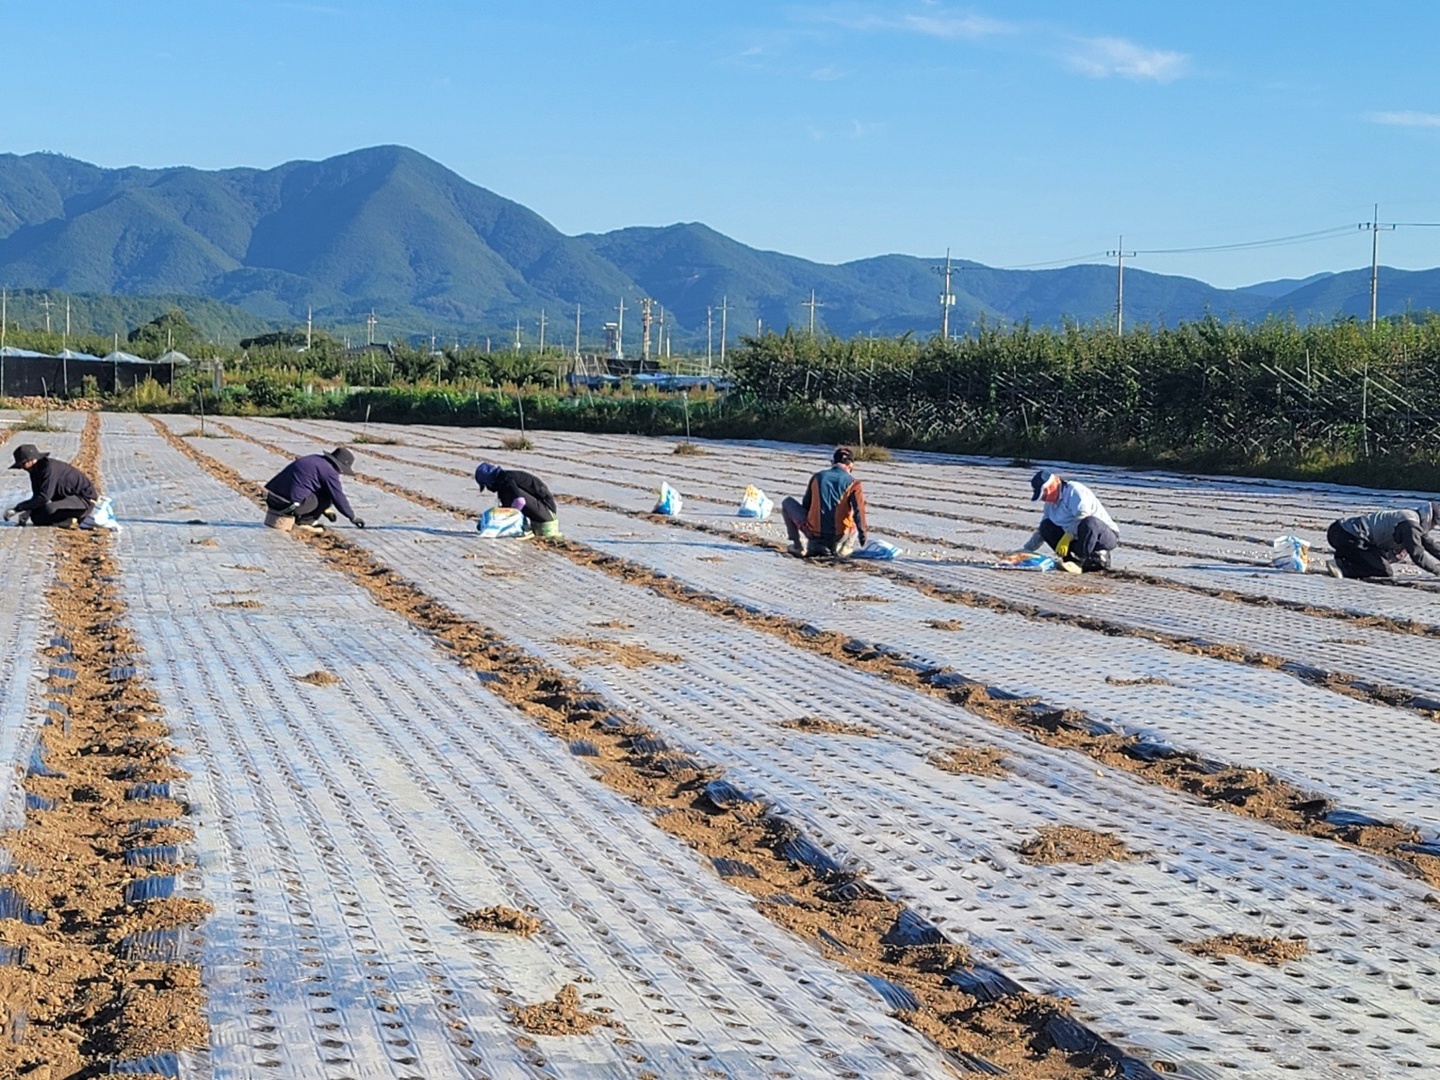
[{"x1": 0, "y1": 413, "x2": 207, "y2": 1078}]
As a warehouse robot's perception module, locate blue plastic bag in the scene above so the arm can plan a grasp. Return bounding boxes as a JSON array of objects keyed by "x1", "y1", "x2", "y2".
[{"x1": 654, "y1": 482, "x2": 683, "y2": 516}]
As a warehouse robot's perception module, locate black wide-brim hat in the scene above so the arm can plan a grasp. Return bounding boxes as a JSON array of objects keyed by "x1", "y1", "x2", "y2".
[{"x1": 9, "y1": 444, "x2": 47, "y2": 469}]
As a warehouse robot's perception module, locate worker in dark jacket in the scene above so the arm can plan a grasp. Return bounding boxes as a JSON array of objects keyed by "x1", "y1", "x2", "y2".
[
  {"x1": 1326, "y1": 502, "x2": 1440, "y2": 580},
  {"x1": 5, "y1": 444, "x2": 98, "y2": 527},
  {"x1": 782, "y1": 446, "x2": 868, "y2": 557},
  {"x1": 263, "y1": 447, "x2": 365, "y2": 533},
  {"x1": 475, "y1": 462, "x2": 560, "y2": 538}
]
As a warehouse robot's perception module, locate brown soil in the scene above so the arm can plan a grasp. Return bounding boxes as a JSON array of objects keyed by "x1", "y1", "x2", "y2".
[
  {"x1": 697, "y1": 555, "x2": 727, "y2": 562},
  {"x1": 509, "y1": 984, "x2": 617, "y2": 1036},
  {"x1": 840, "y1": 593, "x2": 890, "y2": 603},
  {"x1": 295, "y1": 670, "x2": 341, "y2": 686},
  {"x1": 930, "y1": 746, "x2": 1010, "y2": 777},
  {"x1": 1017, "y1": 826, "x2": 1135, "y2": 866},
  {"x1": 588, "y1": 620, "x2": 634, "y2": 630},
  {"x1": 157, "y1": 418, "x2": 1138, "y2": 1079},
  {"x1": 925, "y1": 618, "x2": 965, "y2": 631},
  {"x1": 189, "y1": 538, "x2": 219, "y2": 547},
  {"x1": 213, "y1": 599, "x2": 262, "y2": 609},
  {"x1": 1181, "y1": 934, "x2": 1309, "y2": 966},
  {"x1": 0, "y1": 413, "x2": 208, "y2": 1077},
  {"x1": 779, "y1": 716, "x2": 878, "y2": 737},
  {"x1": 1104, "y1": 675, "x2": 1172, "y2": 687},
  {"x1": 458, "y1": 906, "x2": 542, "y2": 936},
  {"x1": 553, "y1": 637, "x2": 683, "y2": 668},
  {"x1": 1052, "y1": 583, "x2": 1110, "y2": 595}
]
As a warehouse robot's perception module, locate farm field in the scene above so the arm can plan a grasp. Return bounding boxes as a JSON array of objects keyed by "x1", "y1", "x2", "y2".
[{"x1": 1, "y1": 410, "x2": 1438, "y2": 1078}]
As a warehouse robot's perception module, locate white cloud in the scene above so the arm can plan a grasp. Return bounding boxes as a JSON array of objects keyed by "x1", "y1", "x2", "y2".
[
  {"x1": 1065, "y1": 35, "x2": 1188, "y2": 83},
  {"x1": 815, "y1": 6, "x2": 1015, "y2": 39},
  {"x1": 1367, "y1": 110, "x2": 1440, "y2": 128}
]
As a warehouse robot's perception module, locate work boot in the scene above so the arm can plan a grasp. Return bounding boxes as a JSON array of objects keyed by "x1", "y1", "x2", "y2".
[
  {"x1": 1058, "y1": 557, "x2": 1084, "y2": 574},
  {"x1": 295, "y1": 522, "x2": 325, "y2": 535},
  {"x1": 786, "y1": 540, "x2": 805, "y2": 557},
  {"x1": 322, "y1": 507, "x2": 338, "y2": 522},
  {"x1": 1081, "y1": 549, "x2": 1113, "y2": 573},
  {"x1": 9, "y1": 511, "x2": 29, "y2": 527}
]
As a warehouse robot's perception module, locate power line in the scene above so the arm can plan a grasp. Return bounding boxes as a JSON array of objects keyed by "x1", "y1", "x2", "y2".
[{"x1": 1132, "y1": 225, "x2": 1356, "y2": 256}]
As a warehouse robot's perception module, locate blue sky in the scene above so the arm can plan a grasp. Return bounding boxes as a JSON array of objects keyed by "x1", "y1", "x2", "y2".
[{"x1": 14, "y1": 1, "x2": 1440, "y2": 287}]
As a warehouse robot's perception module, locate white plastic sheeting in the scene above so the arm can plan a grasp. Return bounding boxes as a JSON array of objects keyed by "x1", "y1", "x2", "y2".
[
  {"x1": 228, "y1": 419, "x2": 1440, "y2": 834},
  {"x1": 190, "y1": 417, "x2": 1440, "y2": 1076},
  {"x1": 101, "y1": 413, "x2": 954, "y2": 1080}
]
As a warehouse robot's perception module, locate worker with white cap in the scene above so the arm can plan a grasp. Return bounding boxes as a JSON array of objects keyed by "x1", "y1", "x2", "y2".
[{"x1": 1022, "y1": 469, "x2": 1119, "y2": 573}]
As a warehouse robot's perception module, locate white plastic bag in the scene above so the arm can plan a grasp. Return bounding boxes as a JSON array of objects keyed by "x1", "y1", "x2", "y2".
[
  {"x1": 851, "y1": 539, "x2": 900, "y2": 560},
  {"x1": 1270, "y1": 535, "x2": 1311, "y2": 573},
  {"x1": 654, "y1": 482, "x2": 683, "y2": 516},
  {"x1": 477, "y1": 506, "x2": 526, "y2": 538},
  {"x1": 736, "y1": 485, "x2": 773, "y2": 520},
  {"x1": 82, "y1": 496, "x2": 121, "y2": 532}
]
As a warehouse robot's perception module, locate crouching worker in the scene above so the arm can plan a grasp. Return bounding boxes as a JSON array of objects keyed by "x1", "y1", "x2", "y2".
[
  {"x1": 263, "y1": 447, "x2": 365, "y2": 534},
  {"x1": 1326, "y1": 502, "x2": 1440, "y2": 580},
  {"x1": 782, "y1": 446, "x2": 868, "y2": 557},
  {"x1": 1023, "y1": 469, "x2": 1118, "y2": 574},
  {"x1": 474, "y1": 462, "x2": 560, "y2": 538},
  {"x1": 4, "y1": 443, "x2": 97, "y2": 527}
]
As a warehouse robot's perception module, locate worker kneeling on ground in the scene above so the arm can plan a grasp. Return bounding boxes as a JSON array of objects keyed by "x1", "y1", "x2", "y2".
[
  {"x1": 474, "y1": 462, "x2": 561, "y2": 538},
  {"x1": 1325, "y1": 502, "x2": 1440, "y2": 580},
  {"x1": 5, "y1": 443, "x2": 98, "y2": 528},
  {"x1": 263, "y1": 446, "x2": 365, "y2": 534},
  {"x1": 1023, "y1": 469, "x2": 1119, "y2": 574},
  {"x1": 782, "y1": 446, "x2": 868, "y2": 558}
]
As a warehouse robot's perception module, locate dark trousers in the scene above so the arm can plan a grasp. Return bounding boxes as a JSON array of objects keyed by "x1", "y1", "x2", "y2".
[
  {"x1": 1327, "y1": 522, "x2": 1392, "y2": 579},
  {"x1": 266, "y1": 490, "x2": 328, "y2": 526},
  {"x1": 1039, "y1": 516, "x2": 1118, "y2": 564},
  {"x1": 28, "y1": 496, "x2": 92, "y2": 527},
  {"x1": 781, "y1": 495, "x2": 853, "y2": 555}
]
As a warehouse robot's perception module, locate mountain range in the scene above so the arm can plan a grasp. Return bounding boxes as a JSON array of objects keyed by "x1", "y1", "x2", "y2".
[{"x1": 0, "y1": 145, "x2": 1437, "y2": 345}]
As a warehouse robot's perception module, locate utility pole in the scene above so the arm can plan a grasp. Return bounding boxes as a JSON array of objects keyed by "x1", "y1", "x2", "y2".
[
  {"x1": 616, "y1": 297, "x2": 625, "y2": 361},
  {"x1": 934, "y1": 249, "x2": 956, "y2": 340},
  {"x1": 513, "y1": 318, "x2": 522, "y2": 353},
  {"x1": 802, "y1": 290, "x2": 824, "y2": 337},
  {"x1": 40, "y1": 293, "x2": 53, "y2": 334},
  {"x1": 720, "y1": 295, "x2": 728, "y2": 368},
  {"x1": 1106, "y1": 236, "x2": 1136, "y2": 336},
  {"x1": 366, "y1": 310, "x2": 377, "y2": 346},
  {"x1": 638, "y1": 297, "x2": 654, "y2": 363},
  {"x1": 706, "y1": 306, "x2": 713, "y2": 368},
  {"x1": 306, "y1": 306, "x2": 313, "y2": 351},
  {"x1": 64, "y1": 297, "x2": 71, "y2": 347},
  {"x1": 656, "y1": 305, "x2": 666, "y2": 361},
  {"x1": 538, "y1": 308, "x2": 547, "y2": 354},
  {"x1": 573, "y1": 304, "x2": 582, "y2": 361},
  {"x1": 1358, "y1": 204, "x2": 1396, "y2": 330}
]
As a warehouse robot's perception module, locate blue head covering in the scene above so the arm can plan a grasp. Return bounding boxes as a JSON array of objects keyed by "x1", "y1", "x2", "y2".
[{"x1": 474, "y1": 462, "x2": 502, "y2": 490}]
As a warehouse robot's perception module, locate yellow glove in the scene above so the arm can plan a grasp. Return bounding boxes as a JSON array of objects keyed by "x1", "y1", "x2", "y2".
[{"x1": 1055, "y1": 532, "x2": 1073, "y2": 558}]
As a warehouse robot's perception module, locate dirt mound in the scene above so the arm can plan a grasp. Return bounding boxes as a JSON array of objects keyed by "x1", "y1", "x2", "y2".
[
  {"x1": 1182, "y1": 934, "x2": 1309, "y2": 966},
  {"x1": 509, "y1": 984, "x2": 616, "y2": 1036},
  {"x1": 295, "y1": 670, "x2": 341, "y2": 686},
  {"x1": 554, "y1": 637, "x2": 683, "y2": 668},
  {"x1": 780, "y1": 716, "x2": 877, "y2": 736},
  {"x1": 459, "y1": 906, "x2": 542, "y2": 936},
  {"x1": 1017, "y1": 825, "x2": 1134, "y2": 865},
  {"x1": 929, "y1": 746, "x2": 1009, "y2": 777}
]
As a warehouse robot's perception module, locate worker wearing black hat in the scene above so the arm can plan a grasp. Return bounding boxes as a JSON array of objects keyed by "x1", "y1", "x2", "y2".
[
  {"x1": 782, "y1": 446, "x2": 869, "y2": 558},
  {"x1": 1022, "y1": 469, "x2": 1119, "y2": 573},
  {"x1": 4, "y1": 443, "x2": 99, "y2": 528},
  {"x1": 474, "y1": 462, "x2": 560, "y2": 537},
  {"x1": 262, "y1": 447, "x2": 365, "y2": 533},
  {"x1": 1326, "y1": 502, "x2": 1440, "y2": 580}
]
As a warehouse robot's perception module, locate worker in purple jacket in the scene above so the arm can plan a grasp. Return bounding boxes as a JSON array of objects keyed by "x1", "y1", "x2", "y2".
[{"x1": 263, "y1": 447, "x2": 366, "y2": 533}]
